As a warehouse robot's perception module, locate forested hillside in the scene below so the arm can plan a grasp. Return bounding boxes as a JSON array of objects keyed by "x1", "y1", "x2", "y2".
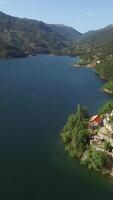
[
  {"x1": 69, "y1": 25, "x2": 113, "y2": 63},
  {"x1": 69, "y1": 25, "x2": 113, "y2": 92},
  {"x1": 0, "y1": 11, "x2": 81, "y2": 58}
]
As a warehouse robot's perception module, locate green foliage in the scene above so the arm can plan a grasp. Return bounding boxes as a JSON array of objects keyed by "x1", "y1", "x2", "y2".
[
  {"x1": 96, "y1": 57, "x2": 113, "y2": 80},
  {"x1": 61, "y1": 105, "x2": 113, "y2": 174},
  {"x1": 103, "y1": 80, "x2": 113, "y2": 93},
  {"x1": 103, "y1": 141, "x2": 112, "y2": 152},
  {"x1": 61, "y1": 105, "x2": 90, "y2": 158},
  {"x1": 75, "y1": 104, "x2": 89, "y2": 121},
  {"x1": 0, "y1": 11, "x2": 81, "y2": 58},
  {"x1": 61, "y1": 131, "x2": 72, "y2": 144},
  {"x1": 110, "y1": 115, "x2": 113, "y2": 123},
  {"x1": 69, "y1": 24, "x2": 113, "y2": 60},
  {"x1": 98, "y1": 100, "x2": 113, "y2": 114},
  {"x1": 73, "y1": 127, "x2": 89, "y2": 157},
  {"x1": 81, "y1": 148, "x2": 112, "y2": 172}
]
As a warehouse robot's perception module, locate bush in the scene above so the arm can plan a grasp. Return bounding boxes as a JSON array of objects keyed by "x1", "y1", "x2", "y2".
[
  {"x1": 81, "y1": 148, "x2": 112, "y2": 172},
  {"x1": 103, "y1": 80, "x2": 113, "y2": 92},
  {"x1": 96, "y1": 57, "x2": 113, "y2": 80},
  {"x1": 99, "y1": 100, "x2": 113, "y2": 114},
  {"x1": 61, "y1": 105, "x2": 90, "y2": 158}
]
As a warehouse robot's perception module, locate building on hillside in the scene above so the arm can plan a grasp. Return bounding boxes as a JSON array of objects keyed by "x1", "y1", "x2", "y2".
[{"x1": 89, "y1": 115, "x2": 103, "y2": 127}]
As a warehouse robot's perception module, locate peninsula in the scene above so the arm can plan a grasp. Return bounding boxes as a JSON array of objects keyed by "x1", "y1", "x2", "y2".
[{"x1": 61, "y1": 103, "x2": 113, "y2": 176}]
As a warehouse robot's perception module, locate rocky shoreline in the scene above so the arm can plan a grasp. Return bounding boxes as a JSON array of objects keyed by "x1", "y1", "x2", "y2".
[
  {"x1": 103, "y1": 88, "x2": 113, "y2": 94},
  {"x1": 72, "y1": 62, "x2": 95, "y2": 68}
]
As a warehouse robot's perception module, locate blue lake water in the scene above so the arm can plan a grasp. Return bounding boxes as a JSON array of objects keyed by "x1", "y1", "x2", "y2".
[{"x1": 0, "y1": 54, "x2": 113, "y2": 200}]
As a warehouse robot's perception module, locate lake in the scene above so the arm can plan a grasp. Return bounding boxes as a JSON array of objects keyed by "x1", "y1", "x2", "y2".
[{"x1": 0, "y1": 54, "x2": 113, "y2": 200}]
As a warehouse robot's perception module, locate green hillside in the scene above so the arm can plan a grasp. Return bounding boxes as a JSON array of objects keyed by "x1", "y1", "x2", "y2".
[
  {"x1": 69, "y1": 25, "x2": 113, "y2": 93},
  {"x1": 69, "y1": 25, "x2": 113, "y2": 62},
  {"x1": 0, "y1": 11, "x2": 81, "y2": 58}
]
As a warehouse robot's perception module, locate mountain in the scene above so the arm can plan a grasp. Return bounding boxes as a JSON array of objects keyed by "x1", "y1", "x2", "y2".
[
  {"x1": 69, "y1": 25, "x2": 113, "y2": 93},
  {"x1": 0, "y1": 11, "x2": 82, "y2": 58},
  {"x1": 70, "y1": 25, "x2": 113, "y2": 61},
  {"x1": 48, "y1": 24, "x2": 81, "y2": 41},
  {"x1": 77, "y1": 25, "x2": 113, "y2": 51}
]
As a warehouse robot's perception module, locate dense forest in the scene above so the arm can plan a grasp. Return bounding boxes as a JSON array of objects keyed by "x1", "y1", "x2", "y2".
[
  {"x1": 0, "y1": 11, "x2": 81, "y2": 58},
  {"x1": 61, "y1": 105, "x2": 90, "y2": 158}
]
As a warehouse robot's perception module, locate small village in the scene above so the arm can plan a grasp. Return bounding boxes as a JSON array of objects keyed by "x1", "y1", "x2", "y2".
[{"x1": 89, "y1": 110, "x2": 113, "y2": 157}]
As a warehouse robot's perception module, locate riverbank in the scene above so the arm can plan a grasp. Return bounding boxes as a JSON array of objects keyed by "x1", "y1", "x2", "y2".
[
  {"x1": 72, "y1": 56, "x2": 98, "y2": 68},
  {"x1": 73, "y1": 58, "x2": 113, "y2": 95},
  {"x1": 72, "y1": 62, "x2": 96, "y2": 68}
]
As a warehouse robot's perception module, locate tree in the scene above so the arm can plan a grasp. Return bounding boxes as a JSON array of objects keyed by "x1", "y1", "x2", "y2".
[
  {"x1": 76, "y1": 104, "x2": 89, "y2": 121},
  {"x1": 61, "y1": 105, "x2": 90, "y2": 158},
  {"x1": 99, "y1": 100, "x2": 113, "y2": 114},
  {"x1": 81, "y1": 148, "x2": 112, "y2": 172}
]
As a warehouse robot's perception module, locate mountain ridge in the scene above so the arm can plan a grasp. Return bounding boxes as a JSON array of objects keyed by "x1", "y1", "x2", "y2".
[
  {"x1": 1, "y1": 11, "x2": 113, "y2": 59},
  {"x1": 69, "y1": 23, "x2": 113, "y2": 60},
  {"x1": 0, "y1": 11, "x2": 82, "y2": 58}
]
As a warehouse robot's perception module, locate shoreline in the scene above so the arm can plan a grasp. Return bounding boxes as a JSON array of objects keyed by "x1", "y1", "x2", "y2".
[
  {"x1": 62, "y1": 59, "x2": 113, "y2": 178},
  {"x1": 72, "y1": 62, "x2": 96, "y2": 68},
  {"x1": 73, "y1": 61, "x2": 113, "y2": 94},
  {"x1": 0, "y1": 52, "x2": 75, "y2": 60}
]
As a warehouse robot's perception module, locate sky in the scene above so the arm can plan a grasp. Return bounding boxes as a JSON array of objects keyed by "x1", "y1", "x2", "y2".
[{"x1": 0, "y1": 0, "x2": 113, "y2": 33}]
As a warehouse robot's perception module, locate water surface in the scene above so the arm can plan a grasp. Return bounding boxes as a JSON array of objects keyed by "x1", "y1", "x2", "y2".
[{"x1": 0, "y1": 54, "x2": 112, "y2": 200}]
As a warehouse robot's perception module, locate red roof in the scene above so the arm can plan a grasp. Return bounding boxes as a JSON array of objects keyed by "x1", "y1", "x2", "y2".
[{"x1": 89, "y1": 115, "x2": 103, "y2": 126}]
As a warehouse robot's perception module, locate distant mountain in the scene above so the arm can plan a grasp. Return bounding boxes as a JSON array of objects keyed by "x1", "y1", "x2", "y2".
[
  {"x1": 69, "y1": 24, "x2": 113, "y2": 93},
  {"x1": 70, "y1": 25, "x2": 113, "y2": 60},
  {"x1": 48, "y1": 24, "x2": 81, "y2": 41},
  {"x1": 0, "y1": 11, "x2": 82, "y2": 58},
  {"x1": 77, "y1": 25, "x2": 113, "y2": 48}
]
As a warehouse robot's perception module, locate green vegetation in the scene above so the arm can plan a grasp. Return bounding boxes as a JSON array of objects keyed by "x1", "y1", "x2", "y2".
[
  {"x1": 61, "y1": 105, "x2": 90, "y2": 158},
  {"x1": 96, "y1": 57, "x2": 113, "y2": 80},
  {"x1": 81, "y1": 148, "x2": 112, "y2": 173},
  {"x1": 0, "y1": 11, "x2": 81, "y2": 58},
  {"x1": 69, "y1": 23, "x2": 113, "y2": 92},
  {"x1": 110, "y1": 116, "x2": 113, "y2": 123},
  {"x1": 103, "y1": 141, "x2": 112, "y2": 152},
  {"x1": 61, "y1": 105, "x2": 113, "y2": 175},
  {"x1": 99, "y1": 100, "x2": 113, "y2": 114},
  {"x1": 103, "y1": 80, "x2": 113, "y2": 93},
  {"x1": 68, "y1": 24, "x2": 113, "y2": 79},
  {"x1": 69, "y1": 24, "x2": 113, "y2": 61},
  {"x1": 63, "y1": 23, "x2": 113, "y2": 176},
  {"x1": 95, "y1": 56, "x2": 113, "y2": 94}
]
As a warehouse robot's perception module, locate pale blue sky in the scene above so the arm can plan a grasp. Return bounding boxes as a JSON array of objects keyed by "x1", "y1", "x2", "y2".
[{"x1": 0, "y1": 0, "x2": 113, "y2": 33}]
